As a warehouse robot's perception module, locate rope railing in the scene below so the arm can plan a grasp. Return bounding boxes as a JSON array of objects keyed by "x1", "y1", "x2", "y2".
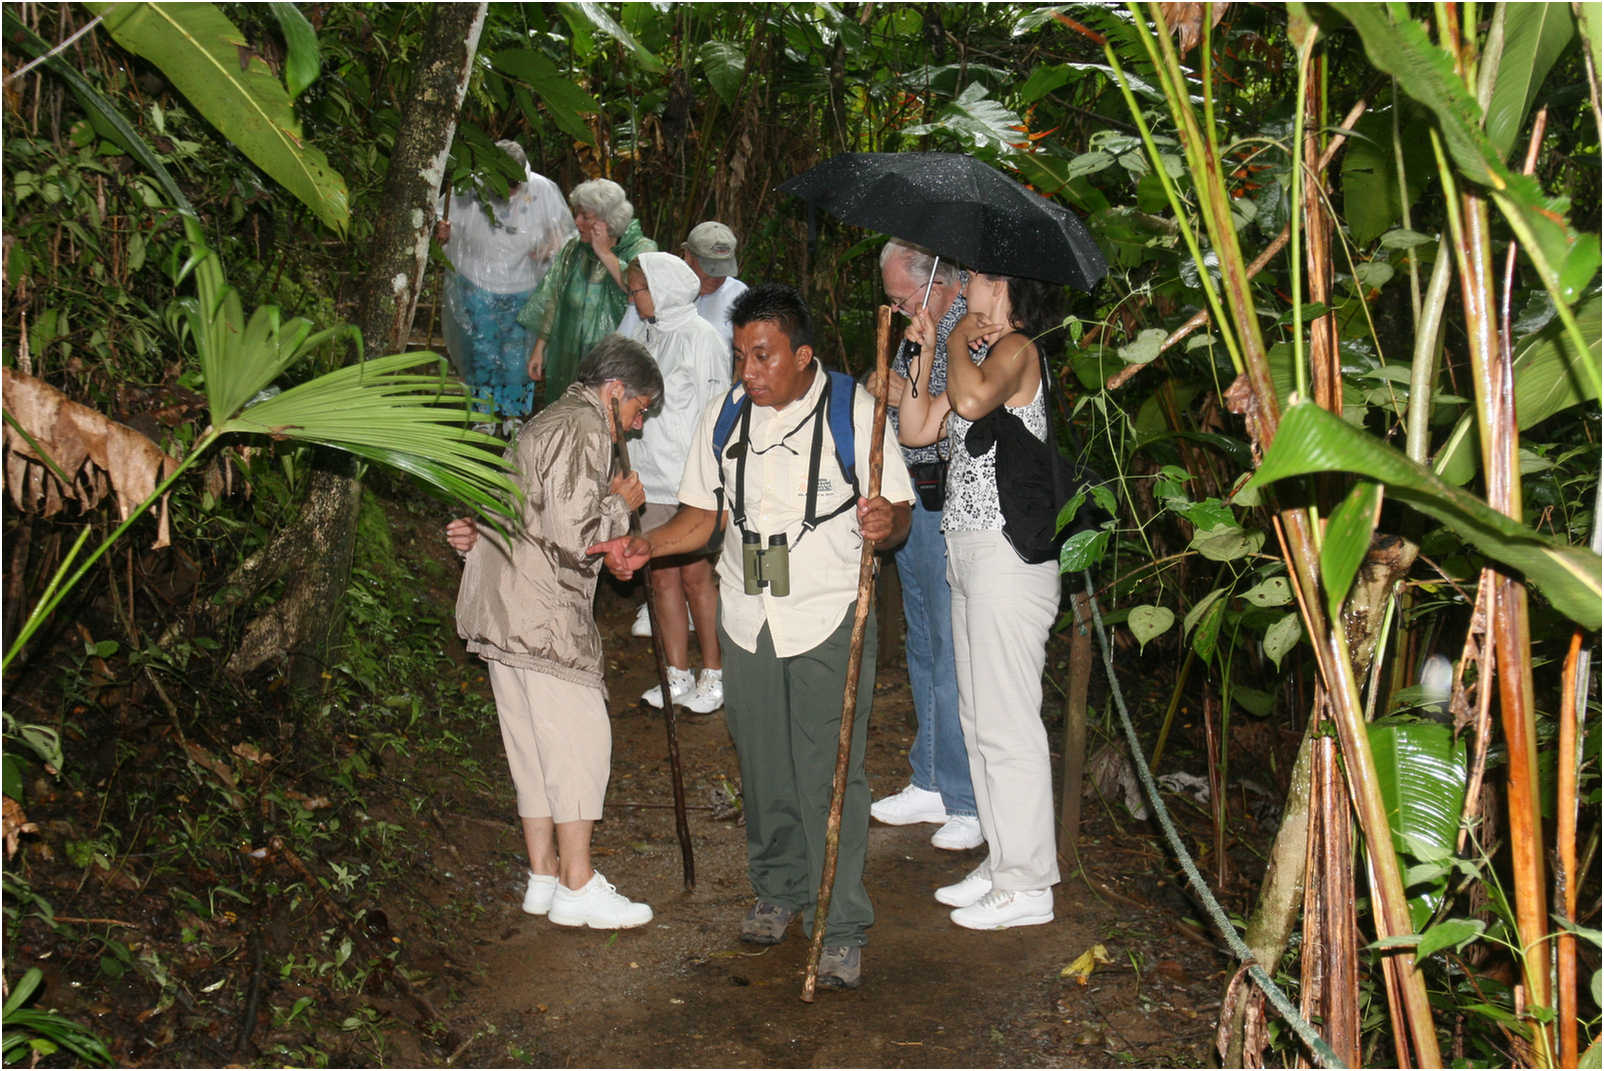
[{"x1": 1078, "y1": 572, "x2": 1345, "y2": 1069}]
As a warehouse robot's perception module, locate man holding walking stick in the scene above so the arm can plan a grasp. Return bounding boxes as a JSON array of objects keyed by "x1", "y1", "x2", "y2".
[{"x1": 591, "y1": 285, "x2": 913, "y2": 990}]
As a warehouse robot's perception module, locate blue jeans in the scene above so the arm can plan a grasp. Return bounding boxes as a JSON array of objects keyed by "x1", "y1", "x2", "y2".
[{"x1": 894, "y1": 497, "x2": 975, "y2": 817}]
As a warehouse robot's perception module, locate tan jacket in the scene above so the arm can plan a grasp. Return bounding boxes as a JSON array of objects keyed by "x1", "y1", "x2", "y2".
[{"x1": 456, "y1": 384, "x2": 632, "y2": 689}]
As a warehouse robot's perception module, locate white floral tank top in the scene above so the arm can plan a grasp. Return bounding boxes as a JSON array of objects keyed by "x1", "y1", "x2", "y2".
[{"x1": 941, "y1": 356, "x2": 1047, "y2": 534}]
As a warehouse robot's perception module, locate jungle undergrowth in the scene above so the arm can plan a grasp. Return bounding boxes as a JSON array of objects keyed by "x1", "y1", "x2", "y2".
[{"x1": 2, "y1": 473, "x2": 510, "y2": 1068}]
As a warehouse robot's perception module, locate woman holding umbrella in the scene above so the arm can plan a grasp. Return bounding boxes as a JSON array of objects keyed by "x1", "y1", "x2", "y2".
[{"x1": 894, "y1": 269, "x2": 1064, "y2": 931}]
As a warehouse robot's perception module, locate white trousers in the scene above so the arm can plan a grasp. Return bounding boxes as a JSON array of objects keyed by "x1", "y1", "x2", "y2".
[{"x1": 946, "y1": 529, "x2": 1062, "y2": 891}]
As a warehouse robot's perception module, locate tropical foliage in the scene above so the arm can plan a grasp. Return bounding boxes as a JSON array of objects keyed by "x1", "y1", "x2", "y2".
[{"x1": 3, "y1": 2, "x2": 1598, "y2": 1065}]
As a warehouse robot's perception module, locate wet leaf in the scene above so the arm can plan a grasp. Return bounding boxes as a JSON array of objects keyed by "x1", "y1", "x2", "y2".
[
  {"x1": 1060, "y1": 943, "x2": 1112, "y2": 984},
  {"x1": 1263, "y1": 612, "x2": 1303, "y2": 669},
  {"x1": 1128, "y1": 605, "x2": 1175, "y2": 652}
]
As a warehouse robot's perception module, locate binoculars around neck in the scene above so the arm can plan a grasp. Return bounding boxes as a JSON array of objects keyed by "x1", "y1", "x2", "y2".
[{"x1": 741, "y1": 530, "x2": 790, "y2": 597}]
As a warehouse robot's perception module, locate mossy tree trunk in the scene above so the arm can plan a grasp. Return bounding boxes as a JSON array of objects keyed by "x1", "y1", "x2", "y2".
[{"x1": 227, "y1": 3, "x2": 487, "y2": 691}]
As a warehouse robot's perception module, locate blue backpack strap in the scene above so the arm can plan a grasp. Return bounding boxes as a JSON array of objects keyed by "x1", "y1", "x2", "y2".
[
  {"x1": 823, "y1": 369, "x2": 858, "y2": 492},
  {"x1": 710, "y1": 385, "x2": 749, "y2": 532}
]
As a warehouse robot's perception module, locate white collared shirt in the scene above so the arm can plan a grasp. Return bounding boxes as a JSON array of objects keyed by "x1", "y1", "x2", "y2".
[{"x1": 678, "y1": 362, "x2": 914, "y2": 657}]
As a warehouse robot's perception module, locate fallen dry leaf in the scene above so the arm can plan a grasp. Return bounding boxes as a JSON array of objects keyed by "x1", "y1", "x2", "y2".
[
  {"x1": 1060, "y1": 943, "x2": 1113, "y2": 985},
  {"x1": 3, "y1": 368, "x2": 181, "y2": 547},
  {"x1": 3, "y1": 796, "x2": 39, "y2": 859}
]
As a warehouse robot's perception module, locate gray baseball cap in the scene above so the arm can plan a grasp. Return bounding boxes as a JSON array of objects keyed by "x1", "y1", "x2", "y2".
[{"x1": 683, "y1": 221, "x2": 739, "y2": 277}]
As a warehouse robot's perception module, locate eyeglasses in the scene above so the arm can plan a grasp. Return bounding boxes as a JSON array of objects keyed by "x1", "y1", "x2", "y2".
[{"x1": 628, "y1": 286, "x2": 651, "y2": 298}]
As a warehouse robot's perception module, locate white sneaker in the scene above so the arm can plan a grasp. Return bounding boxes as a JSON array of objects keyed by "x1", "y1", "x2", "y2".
[
  {"x1": 631, "y1": 602, "x2": 695, "y2": 638},
  {"x1": 522, "y1": 871, "x2": 557, "y2": 915},
  {"x1": 546, "y1": 871, "x2": 653, "y2": 929},
  {"x1": 870, "y1": 784, "x2": 948, "y2": 826},
  {"x1": 931, "y1": 815, "x2": 984, "y2": 851},
  {"x1": 935, "y1": 865, "x2": 992, "y2": 907},
  {"x1": 682, "y1": 668, "x2": 724, "y2": 714},
  {"x1": 950, "y1": 887, "x2": 1054, "y2": 930},
  {"x1": 642, "y1": 666, "x2": 695, "y2": 709}
]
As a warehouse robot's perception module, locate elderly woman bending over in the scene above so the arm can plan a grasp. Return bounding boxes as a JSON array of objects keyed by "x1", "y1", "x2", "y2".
[
  {"x1": 447, "y1": 336, "x2": 663, "y2": 929},
  {"x1": 518, "y1": 178, "x2": 657, "y2": 406}
]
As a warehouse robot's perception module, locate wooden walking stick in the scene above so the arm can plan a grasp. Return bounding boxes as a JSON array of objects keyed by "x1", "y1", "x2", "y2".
[
  {"x1": 802, "y1": 305, "x2": 893, "y2": 1001},
  {"x1": 610, "y1": 398, "x2": 695, "y2": 891}
]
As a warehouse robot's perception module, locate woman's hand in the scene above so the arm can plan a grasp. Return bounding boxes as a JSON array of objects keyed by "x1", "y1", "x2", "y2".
[
  {"x1": 445, "y1": 517, "x2": 478, "y2": 555},
  {"x1": 526, "y1": 338, "x2": 546, "y2": 383},
  {"x1": 584, "y1": 217, "x2": 616, "y2": 257},
  {"x1": 610, "y1": 471, "x2": 645, "y2": 512}
]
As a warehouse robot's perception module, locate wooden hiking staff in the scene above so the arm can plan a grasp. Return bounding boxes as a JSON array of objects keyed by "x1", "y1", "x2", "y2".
[
  {"x1": 801, "y1": 305, "x2": 893, "y2": 1002},
  {"x1": 609, "y1": 398, "x2": 695, "y2": 891}
]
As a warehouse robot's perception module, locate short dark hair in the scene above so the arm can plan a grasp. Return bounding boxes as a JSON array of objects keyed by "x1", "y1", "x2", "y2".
[
  {"x1": 574, "y1": 335, "x2": 664, "y2": 402},
  {"x1": 729, "y1": 283, "x2": 813, "y2": 350}
]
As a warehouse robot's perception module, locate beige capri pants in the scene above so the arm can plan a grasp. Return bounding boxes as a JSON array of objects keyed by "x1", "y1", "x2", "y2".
[{"x1": 486, "y1": 660, "x2": 611, "y2": 822}]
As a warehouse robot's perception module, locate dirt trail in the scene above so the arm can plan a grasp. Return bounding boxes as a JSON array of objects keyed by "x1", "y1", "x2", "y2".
[{"x1": 429, "y1": 579, "x2": 1227, "y2": 1068}]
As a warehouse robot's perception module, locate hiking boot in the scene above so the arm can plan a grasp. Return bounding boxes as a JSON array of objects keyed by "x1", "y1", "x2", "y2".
[
  {"x1": 818, "y1": 945, "x2": 862, "y2": 990},
  {"x1": 950, "y1": 887, "x2": 1053, "y2": 931},
  {"x1": 930, "y1": 814, "x2": 984, "y2": 851},
  {"x1": 642, "y1": 666, "x2": 695, "y2": 709},
  {"x1": 522, "y1": 871, "x2": 557, "y2": 916},
  {"x1": 934, "y1": 864, "x2": 992, "y2": 908},
  {"x1": 869, "y1": 784, "x2": 948, "y2": 826},
  {"x1": 682, "y1": 668, "x2": 724, "y2": 715},
  {"x1": 740, "y1": 900, "x2": 797, "y2": 945},
  {"x1": 546, "y1": 871, "x2": 653, "y2": 930}
]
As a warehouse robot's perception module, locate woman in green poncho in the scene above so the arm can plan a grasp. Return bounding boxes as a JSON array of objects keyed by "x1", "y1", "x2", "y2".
[{"x1": 519, "y1": 179, "x2": 657, "y2": 406}]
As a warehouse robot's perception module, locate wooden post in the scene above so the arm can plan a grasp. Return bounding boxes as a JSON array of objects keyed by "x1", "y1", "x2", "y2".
[{"x1": 1057, "y1": 588, "x2": 1092, "y2": 867}]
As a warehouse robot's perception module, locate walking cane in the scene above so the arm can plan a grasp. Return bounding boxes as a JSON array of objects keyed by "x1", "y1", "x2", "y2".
[
  {"x1": 801, "y1": 305, "x2": 893, "y2": 1001},
  {"x1": 610, "y1": 398, "x2": 696, "y2": 891}
]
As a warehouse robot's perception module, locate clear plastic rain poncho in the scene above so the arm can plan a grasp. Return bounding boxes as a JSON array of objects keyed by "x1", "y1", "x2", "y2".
[
  {"x1": 441, "y1": 170, "x2": 576, "y2": 420},
  {"x1": 626, "y1": 251, "x2": 732, "y2": 506}
]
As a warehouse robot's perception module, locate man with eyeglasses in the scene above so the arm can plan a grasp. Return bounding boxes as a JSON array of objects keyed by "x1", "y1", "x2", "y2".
[{"x1": 869, "y1": 239, "x2": 983, "y2": 855}]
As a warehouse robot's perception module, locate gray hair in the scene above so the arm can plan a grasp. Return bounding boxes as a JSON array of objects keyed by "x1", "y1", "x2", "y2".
[
  {"x1": 879, "y1": 237, "x2": 960, "y2": 286},
  {"x1": 568, "y1": 178, "x2": 634, "y2": 237},
  {"x1": 575, "y1": 335, "x2": 663, "y2": 402},
  {"x1": 494, "y1": 139, "x2": 530, "y2": 174}
]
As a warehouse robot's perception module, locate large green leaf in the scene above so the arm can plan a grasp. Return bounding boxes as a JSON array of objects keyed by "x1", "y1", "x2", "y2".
[
  {"x1": 1322, "y1": 480, "x2": 1383, "y2": 624},
  {"x1": 493, "y1": 49, "x2": 599, "y2": 146},
  {"x1": 86, "y1": 2, "x2": 349, "y2": 235},
  {"x1": 1434, "y1": 294, "x2": 1603, "y2": 486},
  {"x1": 1370, "y1": 718, "x2": 1467, "y2": 929},
  {"x1": 698, "y1": 40, "x2": 746, "y2": 109},
  {"x1": 560, "y1": 2, "x2": 664, "y2": 73},
  {"x1": 221, "y1": 353, "x2": 518, "y2": 519},
  {"x1": 1340, "y1": 110, "x2": 1433, "y2": 245},
  {"x1": 1242, "y1": 402, "x2": 1602, "y2": 628},
  {"x1": 1330, "y1": 3, "x2": 1579, "y2": 296},
  {"x1": 267, "y1": 2, "x2": 321, "y2": 101},
  {"x1": 1485, "y1": 3, "x2": 1575, "y2": 162}
]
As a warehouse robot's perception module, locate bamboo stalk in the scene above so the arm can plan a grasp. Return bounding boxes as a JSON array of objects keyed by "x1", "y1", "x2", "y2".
[
  {"x1": 1557, "y1": 629, "x2": 1583, "y2": 1068},
  {"x1": 801, "y1": 304, "x2": 891, "y2": 1002}
]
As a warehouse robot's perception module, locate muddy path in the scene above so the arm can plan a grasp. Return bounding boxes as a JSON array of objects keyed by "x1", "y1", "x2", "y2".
[{"x1": 424, "y1": 573, "x2": 1232, "y2": 1068}]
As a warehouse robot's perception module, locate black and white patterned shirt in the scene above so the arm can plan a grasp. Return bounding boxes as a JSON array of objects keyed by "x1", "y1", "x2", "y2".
[{"x1": 888, "y1": 271, "x2": 969, "y2": 468}]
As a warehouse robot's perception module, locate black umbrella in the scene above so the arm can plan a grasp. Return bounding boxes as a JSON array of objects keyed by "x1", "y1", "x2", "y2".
[{"x1": 777, "y1": 151, "x2": 1107, "y2": 291}]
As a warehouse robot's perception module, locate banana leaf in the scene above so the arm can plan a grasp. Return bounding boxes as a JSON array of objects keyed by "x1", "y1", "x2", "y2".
[
  {"x1": 1242, "y1": 401, "x2": 1602, "y2": 629},
  {"x1": 1370, "y1": 718, "x2": 1468, "y2": 930}
]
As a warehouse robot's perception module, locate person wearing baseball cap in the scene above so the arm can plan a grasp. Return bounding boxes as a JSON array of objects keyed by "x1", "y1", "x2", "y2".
[
  {"x1": 681, "y1": 222, "x2": 749, "y2": 354},
  {"x1": 619, "y1": 221, "x2": 749, "y2": 357}
]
